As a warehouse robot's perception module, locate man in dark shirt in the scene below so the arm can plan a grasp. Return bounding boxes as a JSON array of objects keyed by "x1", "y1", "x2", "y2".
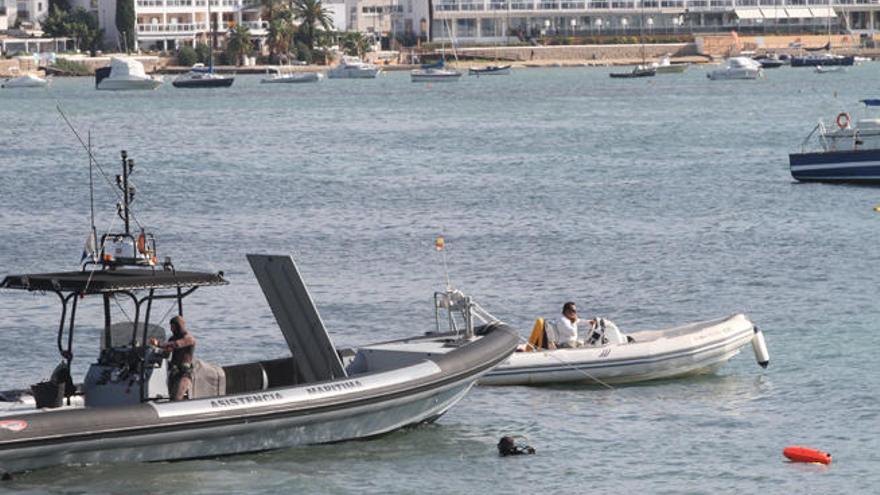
[{"x1": 163, "y1": 315, "x2": 196, "y2": 401}]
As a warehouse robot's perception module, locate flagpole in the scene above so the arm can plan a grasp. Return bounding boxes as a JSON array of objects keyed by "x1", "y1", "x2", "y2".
[{"x1": 435, "y1": 236, "x2": 451, "y2": 290}]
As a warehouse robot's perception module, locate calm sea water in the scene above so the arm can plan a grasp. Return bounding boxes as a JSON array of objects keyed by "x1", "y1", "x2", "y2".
[{"x1": 1, "y1": 64, "x2": 879, "y2": 493}]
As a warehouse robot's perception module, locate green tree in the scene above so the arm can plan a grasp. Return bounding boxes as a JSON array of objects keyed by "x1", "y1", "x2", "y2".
[
  {"x1": 69, "y1": 8, "x2": 103, "y2": 55},
  {"x1": 41, "y1": 6, "x2": 69, "y2": 38},
  {"x1": 289, "y1": 0, "x2": 333, "y2": 52},
  {"x1": 194, "y1": 42, "x2": 211, "y2": 64},
  {"x1": 267, "y1": 8, "x2": 295, "y2": 61},
  {"x1": 177, "y1": 45, "x2": 197, "y2": 66},
  {"x1": 43, "y1": 6, "x2": 102, "y2": 55},
  {"x1": 340, "y1": 31, "x2": 371, "y2": 58},
  {"x1": 225, "y1": 25, "x2": 253, "y2": 65},
  {"x1": 115, "y1": 0, "x2": 135, "y2": 52}
]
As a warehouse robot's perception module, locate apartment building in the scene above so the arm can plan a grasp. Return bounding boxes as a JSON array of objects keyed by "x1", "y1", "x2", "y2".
[{"x1": 430, "y1": 0, "x2": 880, "y2": 43}]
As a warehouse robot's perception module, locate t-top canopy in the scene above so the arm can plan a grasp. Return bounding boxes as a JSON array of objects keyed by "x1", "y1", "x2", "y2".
[{"x1": 0, "y1": 268, "x2": 228, "y2": 294}]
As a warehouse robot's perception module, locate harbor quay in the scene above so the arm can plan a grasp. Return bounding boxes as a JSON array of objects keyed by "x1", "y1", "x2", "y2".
[{"x1": 1, "y1": 32, "x2": 878, "y2": 78}]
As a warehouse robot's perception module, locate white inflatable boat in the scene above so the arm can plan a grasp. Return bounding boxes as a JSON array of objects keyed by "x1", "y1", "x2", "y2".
[{"x1": 480, "y1": 314, "x2": 769, "y2": 386}]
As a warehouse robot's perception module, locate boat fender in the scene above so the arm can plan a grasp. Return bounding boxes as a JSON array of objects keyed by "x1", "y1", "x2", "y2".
[
  {"x1": 783, "y1": 446, "x2": 831, "y2": 465},
  {"x1": 498, "y1": 436, "x2": 535, "y2": 457},
  {"x1": 836, "y1": 112, "x2": 851, "y2": 129},
  {"x1": 751, "y1": 327, "x2": 769, "y2": 368}
]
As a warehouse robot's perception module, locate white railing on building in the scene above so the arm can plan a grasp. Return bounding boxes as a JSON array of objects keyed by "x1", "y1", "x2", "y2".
[
  {"x1": 432, "y1": 0, "x2": 880, "y2": 11},
  {"x1": 239, "y1": 20, "x2": 268, "y2": 30},
  {"x1": 137, "y1": 22, "x2": 209, "y2": 33}
]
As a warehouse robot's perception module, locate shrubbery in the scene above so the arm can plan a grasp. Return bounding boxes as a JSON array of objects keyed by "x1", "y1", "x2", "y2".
[{"x1": 177, "y1": 45, "x2": 197, "y2": 66}]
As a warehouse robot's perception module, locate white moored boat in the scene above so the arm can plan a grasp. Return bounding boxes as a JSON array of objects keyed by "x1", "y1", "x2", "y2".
[
  {"x1": 0, "y1": 151, "x2": 519, "y2": 476},
  {"x1": 327, "y1": 56, "x2": 380, "y2": 79},
  {"x1": 261, "y1": 67, "x2": 323, "y2": 84},
  {"x1": 95, "y1": 58, "x2": 163, "y2": 90},
  {"x1": 480, "y1": 314, "x2": 769, "y2": 386},
  {"x1": 2, "y1": 73, "x2": 50, "y2": 88},
  {"x1": 707, "y1": 57, "x2": 763, "y2": 81},
  {"x1": 652, "y1": 56, "x2": 688, "y2": 74}
]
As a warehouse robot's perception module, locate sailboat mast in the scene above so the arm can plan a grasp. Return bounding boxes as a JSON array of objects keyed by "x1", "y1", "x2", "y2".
[{"x1": 208, "y1": 0, "x2": 214, "y2": 70}]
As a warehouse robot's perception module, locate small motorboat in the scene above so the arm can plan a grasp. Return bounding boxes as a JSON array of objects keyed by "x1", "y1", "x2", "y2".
[
  {"x1": 468, "y1": 64, "x2": 512, "y2": 76},
  {"x1": 172, "y1": 63, "x2": 234, "y2": 88},
  {"x1": 609, "y1": 65, "x2": 656, "y2": 78},
  {"x1": 791, "y1": 54, "x2": 854, "y2": 67},
  {"x1": 327, "y1": 56, "x2": 381, "y2": 79},
  {"x1": 480, "y1": 314, "x2": 769, "y2": 386},
  {"x1": 0, "y1": 150, "x2": 519, "y2": 475},
  {"x1": 789, "y1": 99, "x2": 880, "y2": 183},
  {"x1": 754, "y1": 54, "x2": 786, "y2": 69},
  {"x1": 95, "y1": 58, "x2": 163, "y2": 90},
  {"x1": 2, "y1": 72, "x2": 50, "y2": 88},
  {"x1": 651, "y1": 56, "x2": 688, "y2": 74},
  {"x1": 411, "y1": 60, "x2": 462, "y2": 82},
  {"x1": 815, "y1": 65, "x2": 846, "y2": 74},
  {"x1": 261, "y1": 67, "x2": 323, "y2": 84},
  {"x1": 707, "y1": 57, "x2": 763, "y2": 80}
]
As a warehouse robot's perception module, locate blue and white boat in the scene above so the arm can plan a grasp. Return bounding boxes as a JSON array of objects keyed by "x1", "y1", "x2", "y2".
[{"x1": 789, "y1": 100, "x2": 880, "y2": 183}]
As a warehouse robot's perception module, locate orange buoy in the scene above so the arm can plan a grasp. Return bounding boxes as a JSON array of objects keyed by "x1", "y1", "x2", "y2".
[{"x1": 783, "y1": 446, "x2": 831, "y2": 465}]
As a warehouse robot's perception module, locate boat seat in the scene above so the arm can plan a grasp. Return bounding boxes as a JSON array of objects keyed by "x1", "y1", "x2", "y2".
[{"x1": 523, "y1": 318, "x2": 557, "y2": 351}]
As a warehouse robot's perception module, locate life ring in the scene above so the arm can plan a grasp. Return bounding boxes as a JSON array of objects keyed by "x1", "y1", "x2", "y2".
[{"x1": 836, "y1": 112, "x2": 851, "y2": 129}]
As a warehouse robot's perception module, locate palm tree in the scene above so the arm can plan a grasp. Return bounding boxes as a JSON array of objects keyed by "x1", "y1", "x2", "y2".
[
  {"x1": 267, "y1": 8, "x2": 295, "y2": 60},
  {"x1": 289, "y1": 0, "x2": 333, "y2": 51},
  {"x1": 340, "y1": 31, "x2": 371, "y2": 58},
  {"x1": 226, "y1": 24, "x2": 253, "y2": 66}
]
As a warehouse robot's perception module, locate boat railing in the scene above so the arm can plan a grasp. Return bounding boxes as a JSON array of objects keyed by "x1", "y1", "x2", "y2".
[
  {"x1": 800, "y1": 121, "x2": 823, "y2": 153},
  {"x1": 433, "y1": 289, "x2": 500, "y2": 339}
]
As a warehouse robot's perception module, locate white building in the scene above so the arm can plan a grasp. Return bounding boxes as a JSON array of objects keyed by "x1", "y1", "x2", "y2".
[
  {"x1": 0, "y1": 0, "x2": 49, "y2": 30},
  {"x1": 344, "y1": 0, "x2": 430, "y2": 40},
  {"x1": 430, "y1": 0, "x2": 880, "y2": 43}
]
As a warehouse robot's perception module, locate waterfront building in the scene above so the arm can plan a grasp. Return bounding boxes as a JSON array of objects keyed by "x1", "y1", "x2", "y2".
[
  {"x1": 429, "y1": 0, "x2": 880, "y2": 44},
  {"x1": 0, "y1": 0, "x2": 49, "y2": 30},
  {"x1": 344, "y1": 0, "x2": 430, "y2": 40},
  {"x1": 68, "y1": 0, "x2": 268, "y2": 51}
]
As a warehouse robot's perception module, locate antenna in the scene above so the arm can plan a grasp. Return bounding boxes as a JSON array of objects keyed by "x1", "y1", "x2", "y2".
[{"x1": 88, "y1": 129, "x2": 96, "y2": 231}]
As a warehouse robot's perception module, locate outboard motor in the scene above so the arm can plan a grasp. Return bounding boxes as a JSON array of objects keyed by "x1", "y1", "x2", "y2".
[{"x1": 751, "y1": 327, "x2": 770, "y2": 368}]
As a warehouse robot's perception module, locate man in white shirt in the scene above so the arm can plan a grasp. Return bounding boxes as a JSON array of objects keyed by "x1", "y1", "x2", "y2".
[{"x1": 556, "y1": 301, "x2": 583, "y2": 348}]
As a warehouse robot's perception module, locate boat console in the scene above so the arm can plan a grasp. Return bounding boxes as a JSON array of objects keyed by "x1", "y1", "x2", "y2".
[{"x1": 84, "y1": 345, "x2": 170, "y2": 407}]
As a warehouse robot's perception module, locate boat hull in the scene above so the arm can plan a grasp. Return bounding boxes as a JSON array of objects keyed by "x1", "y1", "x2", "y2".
[
  {"x1": 791, "y1": 56, "x2": 854, "y2": 67},
  {"x1": 480, "y1": 314, "x2": 755, "y2": 386},
  {"x1": 261, "y1": 73, "x2": 322, "y2": 84},
  {"x1": 327, "y1": 68, "x2": 379, "y2": 79},
  {"x1": 707, "y1": 69, "x2": 761, "y2": 80},
  {"x1": 97, "y1": 78, "x2": 163, "y2": 91},
  {"x1": 655, "y1": 64, "x2": 688, "y2": 74},
  {"x1": 172, "y1": 77, "x2": 234, "y2": 88},
  {"x1": 0, "y1": 324, "x2": 518, "y2": 474},
  {"x1": 2, "y1": 75, "x2": 49, "y2": 88},
  {"x1": 411, "y1": 71, "x2": 462, "y2": 82},
  {"x1": 0, "y1": 375, "x2": 472, "y2": 473},
  {"x1": 468, "y1": 66, "x2": 511, "y2": 76},
  {"x1": 789, "y1": 149, "x2": 880, "y2": 183}
]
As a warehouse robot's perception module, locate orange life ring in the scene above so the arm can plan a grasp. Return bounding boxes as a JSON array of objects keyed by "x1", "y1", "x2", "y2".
[{"x1": 836, "y1": 112, "x2": 851, "y2": 129}]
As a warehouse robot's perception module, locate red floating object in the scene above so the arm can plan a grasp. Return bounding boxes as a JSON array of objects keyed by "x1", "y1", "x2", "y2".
[{"x1": 783, "y1": 446, "x2": 832, "y2": 465}]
